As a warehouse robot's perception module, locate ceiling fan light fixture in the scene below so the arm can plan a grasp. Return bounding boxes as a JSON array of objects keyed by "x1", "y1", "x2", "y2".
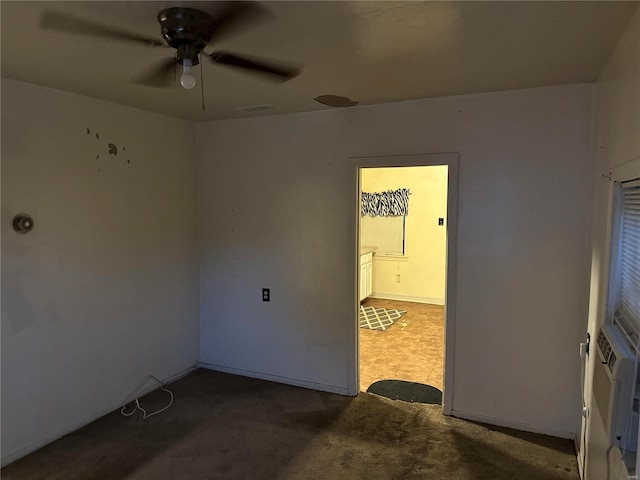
[
  {"x1": 39, "y1": 4, "x2": 301, "y2": 94},
  {"x1": 180, "y1": 58, "x2": 197, "y2": 90}
]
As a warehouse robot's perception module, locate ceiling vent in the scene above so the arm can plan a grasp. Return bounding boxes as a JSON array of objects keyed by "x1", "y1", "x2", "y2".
[{"x1": 236, "y1": 104, "x2": 275, "y2": 113}]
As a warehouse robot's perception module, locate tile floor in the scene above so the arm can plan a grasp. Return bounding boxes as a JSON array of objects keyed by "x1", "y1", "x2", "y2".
[{"x1": 359, "y1": 298, "x2": 444, "y2": 393}]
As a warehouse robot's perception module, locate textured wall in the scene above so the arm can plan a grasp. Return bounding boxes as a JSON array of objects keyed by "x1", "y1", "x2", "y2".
[
  {"x1": 197, "y1": 83, "x2": 593, "y2": 437},
  {"x1": 583, "y1": 7, "x2": 640, "y2": 479},
  {"x1": 1, "y1": 79, "x2": 200, "y2": 465},
  {"x1": 361, "y1": 166, "x2": 448, "y2": 304}
]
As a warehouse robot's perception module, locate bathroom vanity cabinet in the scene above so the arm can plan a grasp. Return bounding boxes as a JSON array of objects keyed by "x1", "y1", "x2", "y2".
[{"x1": 359, "y1": 247, "x2": 375, "y2": 302}]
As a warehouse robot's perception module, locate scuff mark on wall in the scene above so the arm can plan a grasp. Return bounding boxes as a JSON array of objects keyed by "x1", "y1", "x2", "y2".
[{"x1": 85, "y1": 127, "x2": 134, "y2": 169}]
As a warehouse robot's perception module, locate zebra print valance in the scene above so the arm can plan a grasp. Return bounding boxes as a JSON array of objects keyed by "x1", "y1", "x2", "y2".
[{"x1": 361, "y1": 188, "x2": 410, "y2": 217}]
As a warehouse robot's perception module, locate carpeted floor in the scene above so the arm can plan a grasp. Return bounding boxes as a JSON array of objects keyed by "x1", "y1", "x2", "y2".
[
  {"x1": 359, "y1": 298, "x2": 444, "y2": 392},
  {"x1": 3, "y1": 370, "x2": 578, "y2": 480}
]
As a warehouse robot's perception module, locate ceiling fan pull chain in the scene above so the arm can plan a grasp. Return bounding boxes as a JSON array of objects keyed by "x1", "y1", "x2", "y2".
[{"x1": 200, "y1": 53, "x2": 206, "y2": 111}]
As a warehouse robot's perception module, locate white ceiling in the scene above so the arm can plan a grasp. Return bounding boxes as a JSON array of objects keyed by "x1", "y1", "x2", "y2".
[{"x1": 1, "y1": 1, "x2": 637, "y2": 121}]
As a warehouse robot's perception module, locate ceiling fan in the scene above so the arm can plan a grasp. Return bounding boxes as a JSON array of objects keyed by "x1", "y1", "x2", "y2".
[{"x1": 39, "y1": 2, "x2": 301, "y2": 91}]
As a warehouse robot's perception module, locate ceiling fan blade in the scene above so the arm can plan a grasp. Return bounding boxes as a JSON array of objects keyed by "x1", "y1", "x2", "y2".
[
  {"x1": 207, "y1": 2, "x2": 270, "y2": 44},
  {"x1": 39, "y1": 10, "x2": 166, "y2": 47},
  {"x1": 209, "y1": 52, "x2": 300, "y2": 82},
  {"x1": 133, "y1": 57, "x2": 177, "y2": 88}
]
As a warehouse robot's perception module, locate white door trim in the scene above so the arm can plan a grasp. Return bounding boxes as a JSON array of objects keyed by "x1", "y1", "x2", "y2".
[{"x1": 349, "y1": 153, "x2": 459, "y2": 416}]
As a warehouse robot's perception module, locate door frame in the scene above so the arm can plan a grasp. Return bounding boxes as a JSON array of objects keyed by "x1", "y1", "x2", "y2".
[{"x1": 349, "y1": 153, "x2": 459, "y2": 415}]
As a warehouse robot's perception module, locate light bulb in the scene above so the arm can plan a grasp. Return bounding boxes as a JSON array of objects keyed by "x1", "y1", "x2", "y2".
[
  {"x1": 180, "y1": 72, "x2": 196, "y2": 90},
  {"x1": 180, "y1": 59, "x2": 196, "y2": 90}
]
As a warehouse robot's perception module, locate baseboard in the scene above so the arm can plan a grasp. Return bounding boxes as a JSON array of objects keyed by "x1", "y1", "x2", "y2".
[
  {"x1": 575, "y1": 434, "x2": 585, "y2": 480},
  {"x1": 1, "y1": 363, "x2": 197, "y2": 467},
  {"x1": 450, "y1": 409, "x2": 575, "y2": 439},
  {"x1": 609, "y1": 446, "x2": 632, "y2": 480},
  {"x1": 199, "y1": 362, "x2": 351, "y2": 396},
  {"x1": 370, "y1": 292, "x2": 445, "y2": 305}
]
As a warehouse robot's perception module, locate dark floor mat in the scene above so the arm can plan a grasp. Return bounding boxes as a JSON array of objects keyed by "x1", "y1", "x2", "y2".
[{"x1": 366, "y1": 379, "x2": 443, "y2": 404}]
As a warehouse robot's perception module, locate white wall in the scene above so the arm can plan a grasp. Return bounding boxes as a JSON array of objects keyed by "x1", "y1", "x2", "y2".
[
  {"x1": 197, "y1": 83, "x2": 593, "y2": 436},
  {"x1": 361, "y1": 166, "x2": 448, "y2": 304},
  {"x1": 584, "y1": 7, "x2": 640, "y2": 479},
  {"x1": 1, "y1": 79, "x2": 200, "y2": 464}
]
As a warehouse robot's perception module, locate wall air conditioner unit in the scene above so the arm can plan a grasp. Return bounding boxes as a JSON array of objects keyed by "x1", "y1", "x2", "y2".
[{"x1": 594, "y1": 324, "x2": 636, "y2": 450}]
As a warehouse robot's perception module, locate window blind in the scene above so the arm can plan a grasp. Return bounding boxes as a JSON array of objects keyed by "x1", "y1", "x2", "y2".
[{"x1": 614, "y1": 180, "x2": 640, "y2": 347}]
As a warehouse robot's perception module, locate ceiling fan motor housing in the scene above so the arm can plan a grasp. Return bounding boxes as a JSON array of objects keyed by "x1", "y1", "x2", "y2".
[{"x1": 158, "y1": 7, "x2": 213, "y2": 65}]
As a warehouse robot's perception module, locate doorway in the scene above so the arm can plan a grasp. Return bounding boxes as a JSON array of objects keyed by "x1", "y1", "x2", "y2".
[{"x1": 352, "y1": 154, "x2": 458, "y2": 414}]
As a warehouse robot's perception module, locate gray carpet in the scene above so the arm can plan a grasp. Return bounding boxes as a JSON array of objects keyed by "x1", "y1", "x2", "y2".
[{"x1": 2, "y1": 370, "x2": 579, "y2": 480}]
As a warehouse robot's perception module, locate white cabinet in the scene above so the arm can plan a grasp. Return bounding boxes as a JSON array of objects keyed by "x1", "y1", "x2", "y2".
[
  {"x1": 365, "y1": 260, "x2": 373, "y2": 298},
  {"x1": 359, "y1": 252, "x2": 373, "y2": 302}
]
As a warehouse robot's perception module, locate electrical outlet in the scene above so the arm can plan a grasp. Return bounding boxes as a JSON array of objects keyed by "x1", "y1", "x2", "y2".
[
  {"x1": 438, "y1": 217, "x2": 445, "y2": 226},
  {"x1": 395, "y1": 274, "x2": 401, "y2": 283},
  {"x1": 262, "y1": 288, "x2": 270, "y2": 302}
]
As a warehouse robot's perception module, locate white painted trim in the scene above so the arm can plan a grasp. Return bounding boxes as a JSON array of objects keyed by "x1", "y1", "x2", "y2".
[
  {"x1": 351, "y1": 153, "x2": 459, "y2": 416},
  {"x1": 199, "y1": 362, "x2": 351, "y2": 396},
  {"x1": 373, "y1": 255, "x2": 409, "y2": 263},
  {"x1": 610, "y1": 156, "x2": 640, "y2": 183},
  {"x1": 1, "y1": 363, "x2": 197, "y2": 467},
  {"x1": 369, "y1": 292, "x2": 445, "y2": 306},
  {"x1": 605, "y1": 182, "x2": 624, "y2": 323},
  {"x1": 443, "y1": 157, "x2": 459, "y2": 416},
  {"x1": 450, "y1": 409, "x2": 575, "y2": 440},
  {"x1": 604, "y1": 156, "x2": 640, "y2": 331},
  {"x1": 575, "y1": 434, "x2": 585, "y2": 480}
]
